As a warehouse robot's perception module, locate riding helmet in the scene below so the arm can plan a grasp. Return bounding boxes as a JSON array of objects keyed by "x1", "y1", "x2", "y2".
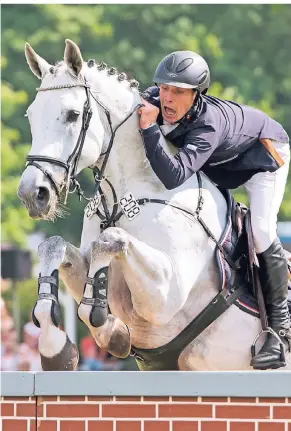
[{"x1": 153, "y1": 51, "x2": 210, "y2": 94}]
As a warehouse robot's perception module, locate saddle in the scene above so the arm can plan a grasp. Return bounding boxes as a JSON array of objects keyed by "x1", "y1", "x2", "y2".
[
  {"x1": 216, "y1": 189, "x2": 291, "y2": 317},
  {"x1": 130, "y1": 187, "x2": 291, "y2": 370}
]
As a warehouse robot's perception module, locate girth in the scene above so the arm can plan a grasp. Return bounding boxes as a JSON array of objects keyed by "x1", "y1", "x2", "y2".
[{"x1": 131, "y1": 281, "x2": 246, "y2": 370}]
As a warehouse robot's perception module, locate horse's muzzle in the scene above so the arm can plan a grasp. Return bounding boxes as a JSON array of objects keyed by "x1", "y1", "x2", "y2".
[{"x1": 18, "y1": 181, "x2": 52, "y2": 219}]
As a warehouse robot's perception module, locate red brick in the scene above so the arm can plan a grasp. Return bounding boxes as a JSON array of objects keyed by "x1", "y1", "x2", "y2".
[
  {"x1": 172, "y1": 397, "x2": 199, "y2": 402},
  {"x1": 202, "y1": 398, "x2": 228, "y2": 403},
  {"x1": 115, "y1": 397, "x2": 142, "y2": 401},
  {"x1": 87, "y1": 397, "x2": 113, "y2": 402},
  {"x1": 159, "y1": 404, "x2": 212, "y2": 418},
  {"x1": 2, "y1": 419, "x2": 28, "y2": 431},
  {"x1": 216, "y1": 405, "x2": 270, "y2": 419},
  {"x1": 273, "y1": 406, "x2": 291, "y2": 419},
  {"x1": 144, "y1": 421, "x2": 169, "y2": 431},
  {"x1": 0, "y1": 403, "x2": 14, "y2": 416},
  {"x1": 59, "y1": 397, "x2": 86, "y2": 402},
  {"x1": 259, "y1": 398, "x2": 286, "y2": 403},
  {"x1": 230, "y1": 398, "x2": 257, "y2": 403},
  {"x1": 116, "y1": 421, "x2": 141, "y2": 431},
  {"x1": 201, "y1": 421, "x2": 227, "y2": 431},
  {"x1": 172, "y1": 421, "x2": 198, "y2": 431},
  {"x1": 258, "y1": 423, "x2": 285, "y2": 431},
  {"x1": 60, "y1": 420, "x2": 86, "y2": 431},
  {"x1": 41, "y1": 397, "x2": 58, "y2": 402},
  {"x1": 229, "y1": 423, "x2": 255, "y2": 431},
  {"x1": 288, "y1": 423, "x2": 291, "y2": 431},
  {"x1": 103, "y1": 404, "x2": 155, "y2": 418},
  {"x1": 144, "y1": 397, "x2": 170, "y2": 402},
  {"x1": 4, "y1": 397, "x2": 31, "y2": 402},
  {"x1": 47, "y1": 404, "x2": 99, "y2": 417},
  {"x1": 88, "y1": 421, "x2": 113, "y2": 431},
  {"x1": 37, "y1": 402, "x2": 44, "y2": 418},
  {"x1": 16, "y1": 403, "x2": 36, "y2": 417},
  {"x1": 31, "y1": 420, "x2": 58, "y2": 431}
]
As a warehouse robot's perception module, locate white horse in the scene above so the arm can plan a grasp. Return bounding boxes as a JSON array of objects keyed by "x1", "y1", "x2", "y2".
[{"x1": 18, "y1": 39, "x2": 291, "y2": 371}]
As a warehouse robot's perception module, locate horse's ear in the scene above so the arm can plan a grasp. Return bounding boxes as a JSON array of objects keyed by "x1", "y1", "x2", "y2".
[
  {"x1": 25, "y1": 43, "x2": 51, "y2": 79},
  {"x1": 64, "y1": 39, "x2": 83, "y2": 76}
]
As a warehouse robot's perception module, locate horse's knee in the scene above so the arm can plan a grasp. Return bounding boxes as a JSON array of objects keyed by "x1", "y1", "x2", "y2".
[
  {"x1": 38, "y1": 235, "x2": 67, "y2": 260},
  {"x1": 92, "y1": 228, "x2": 129, "y2": 259}
]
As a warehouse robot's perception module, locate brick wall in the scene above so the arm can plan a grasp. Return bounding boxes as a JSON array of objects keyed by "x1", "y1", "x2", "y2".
[{"x1": 1, "y1": 395, "x2": 291, "y2": 431}]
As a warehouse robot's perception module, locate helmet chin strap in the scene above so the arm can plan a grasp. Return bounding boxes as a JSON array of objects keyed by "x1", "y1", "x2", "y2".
[{"x1": 178, "y1": 90, "x2": 201, "y2": 126}]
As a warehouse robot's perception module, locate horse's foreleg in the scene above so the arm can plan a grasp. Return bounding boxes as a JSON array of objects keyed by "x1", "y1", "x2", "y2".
[
  {"x1": 115, "y1": 229, "x2": 178, "y2": 325},
  {"x1": 78, "y1": 227, "x2": 177, "y2": 328},
  {"x1": 77, "y1": 235, "x2": 131, "y2": 359},
  {"x1": 34, "y1": 236, "x2": 88, "y2": 371}
]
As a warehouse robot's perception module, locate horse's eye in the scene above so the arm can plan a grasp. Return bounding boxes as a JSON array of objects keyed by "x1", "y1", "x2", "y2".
[{"x1": 67, "y1": 110, "x2": 80, "y2": 123}]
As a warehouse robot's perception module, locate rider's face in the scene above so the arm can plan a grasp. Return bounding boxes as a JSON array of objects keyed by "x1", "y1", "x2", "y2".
[{"x1": 159, "y1": 84, "x2": 196, "y2": 124}]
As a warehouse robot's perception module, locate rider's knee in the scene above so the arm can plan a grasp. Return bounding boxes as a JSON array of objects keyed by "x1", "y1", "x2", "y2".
[{"x1": 251, "y1": 218, "x2": 277, "y2": 253}]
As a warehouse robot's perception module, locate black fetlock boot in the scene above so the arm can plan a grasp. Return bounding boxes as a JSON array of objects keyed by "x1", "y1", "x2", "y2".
[{"x1": 251, "y1": 238, "x2": 291, "y2": 370}]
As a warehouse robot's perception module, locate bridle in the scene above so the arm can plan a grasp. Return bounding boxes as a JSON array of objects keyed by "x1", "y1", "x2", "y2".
[
  {"x1": 24, "y1": 76, "x2": 239, "y2": 270},
  {"x1": 26, "y1": 82, "x2": 91, "y2": 200},
  {"x1": 25, "y1": 79, "x2": 142, "y2": 205}
]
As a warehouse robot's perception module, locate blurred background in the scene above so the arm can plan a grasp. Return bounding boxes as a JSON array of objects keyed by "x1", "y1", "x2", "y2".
[{"x1": 1, "y1": 4, "x2": 291, "y2": 371}]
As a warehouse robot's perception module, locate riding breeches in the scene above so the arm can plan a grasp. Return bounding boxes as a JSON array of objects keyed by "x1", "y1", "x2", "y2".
[{"x1": 244, "y1": 140, "x2": 290, "y2": 253}]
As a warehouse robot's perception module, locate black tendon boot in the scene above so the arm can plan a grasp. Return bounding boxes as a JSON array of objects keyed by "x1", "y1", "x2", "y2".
[{"x1": 251, "y1": 238, "x2": 291, "y2": 369}]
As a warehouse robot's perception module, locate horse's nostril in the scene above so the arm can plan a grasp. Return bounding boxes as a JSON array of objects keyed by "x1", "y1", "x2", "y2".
[{"x1": 36, "y1": 187, "x2": 49, "y2": 202}]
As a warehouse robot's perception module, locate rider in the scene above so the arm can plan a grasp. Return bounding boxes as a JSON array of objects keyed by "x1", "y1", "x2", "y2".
[{"x1": 138, "y1": 50, "x2": 291, "y2": 370}]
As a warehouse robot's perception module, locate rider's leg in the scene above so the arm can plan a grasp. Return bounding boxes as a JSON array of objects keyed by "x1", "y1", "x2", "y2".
[{"x1": 244, "y1": 140, "x2": 291, "y2": 369}]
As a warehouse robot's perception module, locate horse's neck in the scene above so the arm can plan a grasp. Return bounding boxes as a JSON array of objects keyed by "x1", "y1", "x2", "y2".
[
  {"x1": 109, "y1": 117, "x2": 155, "y2": 190},
  {"x1": 90, "y1": 75, "x2": 160, "y2": 197},
  {"x1": 88, "y1": 71, "x2": 223, "y2": 215}
]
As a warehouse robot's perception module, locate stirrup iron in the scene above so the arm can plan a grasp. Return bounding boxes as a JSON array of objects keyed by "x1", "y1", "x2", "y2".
[{"x1": 251, "y1": 327, "x2": 286, "y2": 363}]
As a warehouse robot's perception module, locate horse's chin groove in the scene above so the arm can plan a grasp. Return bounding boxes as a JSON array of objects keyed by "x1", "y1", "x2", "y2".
[
  {"x1": 25, "y1": 197, "x2": 63, "y2": 221},
  {"x1": 42, "y1": 210, "x2": 57, "y2": 222},
  {"x1": 44, "y1": 201, "x2": 69, "y2": 222}
]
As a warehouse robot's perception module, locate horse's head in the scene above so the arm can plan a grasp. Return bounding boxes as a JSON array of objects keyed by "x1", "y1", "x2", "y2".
[
  {"x1": 18, "y1": 39, "x2": 140, "y2": 220},
  {"x1": 18, "y1": 40, "x2": 105, "y2": 219}
]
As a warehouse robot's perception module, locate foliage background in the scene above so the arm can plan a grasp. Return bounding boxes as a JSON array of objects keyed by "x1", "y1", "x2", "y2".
[{"x1": 1, "y1": 4, "x2": 291, "y2": 334}]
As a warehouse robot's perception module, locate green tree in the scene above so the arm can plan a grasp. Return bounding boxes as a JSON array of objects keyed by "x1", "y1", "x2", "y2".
[
  {"x1": 1, "y1": 4, "x2": 114, "y2": 246},
  {"x1": 1, "y1": 77, "x2": 35, "y2": 246},
  {"x1": 2, "y1": 4, "x2": 290, "y2": 349},
  {"x1": 2, "y1": 4, "x2": 290, "y2": 250}
]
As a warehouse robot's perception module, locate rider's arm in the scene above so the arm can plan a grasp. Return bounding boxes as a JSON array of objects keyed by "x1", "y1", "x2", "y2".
[{"x1": 140, "y1": 125, "x2": 219, "y2": 190}]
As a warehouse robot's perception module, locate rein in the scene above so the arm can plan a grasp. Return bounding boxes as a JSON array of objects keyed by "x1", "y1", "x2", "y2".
[
  {"x1": 24, "y1": 80, "x2": 142, "y2": 204},
  {"x1": 25, "y1": 76, "x2": 237, "y2": 269},
  {"x1": 26, "y1": 83, "x2": 92, "y2": 202}
]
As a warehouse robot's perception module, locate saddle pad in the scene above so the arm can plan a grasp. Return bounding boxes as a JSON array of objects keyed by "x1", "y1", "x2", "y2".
[{"x1": 216, "y1": 189, "x2": 291, "y2": 318}]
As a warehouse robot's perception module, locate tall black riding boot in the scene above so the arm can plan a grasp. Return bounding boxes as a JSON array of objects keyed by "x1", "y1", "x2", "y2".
[{"x1": 250, "y1": 237, "x2": 291, "y2": 370}]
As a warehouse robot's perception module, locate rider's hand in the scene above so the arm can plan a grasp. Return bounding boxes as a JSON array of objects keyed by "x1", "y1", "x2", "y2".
[{"x1": 138, "y1": 98, "x2": 159, "y2": 129}]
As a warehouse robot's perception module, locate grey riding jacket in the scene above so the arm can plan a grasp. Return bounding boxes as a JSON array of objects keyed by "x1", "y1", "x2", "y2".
[{"x1": 140, "y1": 87, "x2": 289, "y2": 189}]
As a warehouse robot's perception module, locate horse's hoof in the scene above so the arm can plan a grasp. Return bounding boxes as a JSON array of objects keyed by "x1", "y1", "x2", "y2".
[
  {"x1": 108, "y1": 320, "x2": 131, "y2": 358},
  {"x1": 40, "y1": 335, "x2": 79, "y2": 371}
]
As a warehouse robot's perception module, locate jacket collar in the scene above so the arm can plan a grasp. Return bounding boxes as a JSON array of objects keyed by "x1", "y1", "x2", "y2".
[{"x1": 157, "y1": 95, "x2": 204, "y2": 141}]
